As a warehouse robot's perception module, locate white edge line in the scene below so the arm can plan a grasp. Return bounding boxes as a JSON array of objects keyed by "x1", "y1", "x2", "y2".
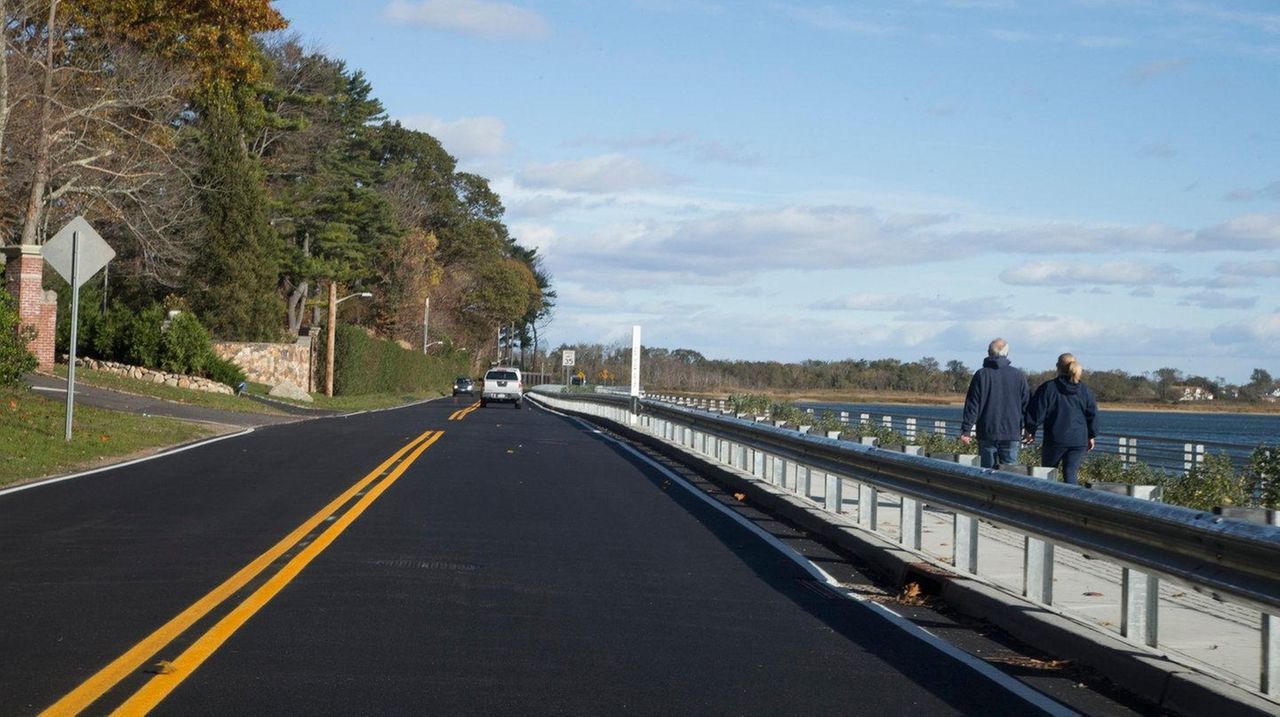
[
  {"x1": 0, "y1": 428, "x2": 255, "y2": 498},
  {"x1": 531, "y1": 397, "x2": 1079, "y2": 717}
]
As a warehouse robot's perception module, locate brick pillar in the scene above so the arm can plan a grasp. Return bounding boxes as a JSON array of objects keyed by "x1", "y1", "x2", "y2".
[{"x1": 3, "y1": 245, "x2": 56, "y2": 370}]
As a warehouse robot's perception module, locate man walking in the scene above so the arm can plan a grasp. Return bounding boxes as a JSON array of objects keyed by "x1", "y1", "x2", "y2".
[{"x1": 959, "y1": 338, "x2": 1029, "y2": 468}]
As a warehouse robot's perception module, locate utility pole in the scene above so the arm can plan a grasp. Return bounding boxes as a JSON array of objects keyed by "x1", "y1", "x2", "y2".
[
  {"x1": 326, "y1": 281, "x2": 336, "y2": 397},
  {"x1": 421, "y1": 297, "x2": 430, "y2": 353}
]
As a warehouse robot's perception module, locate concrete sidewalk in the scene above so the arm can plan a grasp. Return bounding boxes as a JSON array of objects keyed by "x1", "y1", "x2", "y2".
[{"x1": 24, "y1": 373, "x2": 308, "y2": 428}]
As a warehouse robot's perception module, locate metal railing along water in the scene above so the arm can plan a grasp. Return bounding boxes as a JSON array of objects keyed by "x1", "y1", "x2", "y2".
[{"x1": 533, "y1": 388, "x2": 1280, "y2": 700}]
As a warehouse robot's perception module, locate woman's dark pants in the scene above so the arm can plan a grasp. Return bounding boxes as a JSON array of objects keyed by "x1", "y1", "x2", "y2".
[{"x1": 1042, "y1": 443, "x2": 1086, "y2": 485}]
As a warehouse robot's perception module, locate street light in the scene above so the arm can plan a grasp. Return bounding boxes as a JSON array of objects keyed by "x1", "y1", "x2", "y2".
[{"x1": 326, "y1": 285, "x2": 373, "y2": 398}]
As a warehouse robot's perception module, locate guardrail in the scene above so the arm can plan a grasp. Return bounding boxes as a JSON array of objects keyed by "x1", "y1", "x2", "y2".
[
  {"x1": 643, "y1": 394, "x2": 1258, "y2": 476},
  {"x1": 532, "y1": 388, "x2": 1280, "y2": 699}
]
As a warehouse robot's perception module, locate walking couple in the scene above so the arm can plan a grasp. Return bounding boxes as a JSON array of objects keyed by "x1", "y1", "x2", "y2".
[{"x1": 959, "y1": 338, "x2": 1098, "y2": 485}]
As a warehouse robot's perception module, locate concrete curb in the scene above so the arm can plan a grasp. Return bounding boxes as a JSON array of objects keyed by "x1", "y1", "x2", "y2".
[{"x1": 541, "y1": 399, "x2": 1279, "y2": 717}]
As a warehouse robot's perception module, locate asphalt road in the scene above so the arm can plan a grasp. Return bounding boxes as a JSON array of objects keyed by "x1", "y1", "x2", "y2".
[{"x1": 0, "y1": 395, "x2": 1148, "y2": 715}]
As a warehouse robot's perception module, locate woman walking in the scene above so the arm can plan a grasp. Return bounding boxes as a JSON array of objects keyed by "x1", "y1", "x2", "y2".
[{"x1": 1024, "y1": 353, "x2": 1099, "y2": 485}]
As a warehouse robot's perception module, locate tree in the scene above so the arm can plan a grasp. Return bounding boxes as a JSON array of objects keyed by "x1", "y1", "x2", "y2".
[{"x1": 185, "y1": 83, "x2": 282, "y2": 340}]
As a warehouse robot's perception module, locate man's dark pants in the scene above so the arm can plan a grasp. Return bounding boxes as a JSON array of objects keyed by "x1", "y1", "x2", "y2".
[{"x1": 978, "y1": 439, "x2": 1019, "y2": 468}]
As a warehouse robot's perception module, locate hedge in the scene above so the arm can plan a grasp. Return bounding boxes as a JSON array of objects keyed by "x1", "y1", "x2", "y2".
[{"x1": 329, "y1": 324, "x2": 469, "y2": 396}]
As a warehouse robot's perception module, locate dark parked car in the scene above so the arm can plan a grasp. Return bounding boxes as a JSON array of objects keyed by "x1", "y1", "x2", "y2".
[{"x1": 452, "y1": 377, "x2": 475, "y2": 396}]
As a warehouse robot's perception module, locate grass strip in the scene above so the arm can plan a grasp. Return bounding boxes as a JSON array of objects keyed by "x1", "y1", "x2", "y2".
[
  {"x1": 0, "y1": 387, "x2": 214, "y2": 487},
  {"x1": 244, "y1": 382, "x2": 442, "y2": 412},
  {"x1": 52, "y1": 366, "x2": 285, "y2": 416}
]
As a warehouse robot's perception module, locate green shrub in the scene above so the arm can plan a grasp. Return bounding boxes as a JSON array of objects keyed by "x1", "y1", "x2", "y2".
[
  {"x1": 0, "y1": 291, "x2": 36, "y2": 385},
  {"x1": 729, "y1": 393, "x2": 771, "y2": 415},
  {"x1": 1077, "y1": 453, "x2": 1162, "y2": 487},
  {"x1": 206, "y1": 355, "x2": 247, "y2": 389},
  {"x1": 1246, "y1": 446, "x2": 1280, "y2": 510},
  {"x1": 159, "y1": 312, "x2": 212, "y2": 375},
  {"x1": 120, "y1": 305, "x2": 165, "y2": 368},
  {"x1": 1160, "y1": 453, "x2": 1247, "y2": 511},
  {"x1": 328, "y1": 323, "x2": 469, "y2": 395}
]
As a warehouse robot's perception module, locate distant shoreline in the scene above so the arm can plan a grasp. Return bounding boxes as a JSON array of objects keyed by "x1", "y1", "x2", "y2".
[{"x1": 657, "y1": 388, "x2": 1280, "y2": 416}]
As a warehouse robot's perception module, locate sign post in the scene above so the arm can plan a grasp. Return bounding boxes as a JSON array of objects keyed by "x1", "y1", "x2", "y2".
[
  {"x1": 43, "y1": 216, "x2": 114, "y2": 441},
  {"x1": 562, "y1": 350, "x2": 576, "y2": 387},
  {"x1": 630, "y1": 325, "x2": 642, "y2": 424}
]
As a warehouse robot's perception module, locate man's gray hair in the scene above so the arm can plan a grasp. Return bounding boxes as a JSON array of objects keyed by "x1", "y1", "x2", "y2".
[{"x1": 987, "y1": 338, "x2": 1009, "y2": 358}]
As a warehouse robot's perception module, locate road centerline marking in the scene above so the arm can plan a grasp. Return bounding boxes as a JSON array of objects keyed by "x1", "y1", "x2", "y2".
[
  {"x1": 112, "y1": 430, "x2": 444, "y2": 715},
  {"x1": 40, "y1": 429, "x2": 438, "y2": 717}
]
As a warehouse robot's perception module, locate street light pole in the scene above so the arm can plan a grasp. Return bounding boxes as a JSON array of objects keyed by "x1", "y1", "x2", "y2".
[
  {"x1": 326, "y1": 281, "x2": 337, "y2": 397},
  {"x1": 324, "y1": 287, "x2": 373, "y2": 398}
]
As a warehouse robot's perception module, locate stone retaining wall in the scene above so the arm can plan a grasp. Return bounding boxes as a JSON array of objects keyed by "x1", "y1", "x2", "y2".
[
  {"x1": 211, "y1": 336, "x2": 313, "y2": 391},
  {"x1": 81, "y1": 358, "x2": 234, "y2": 395}
]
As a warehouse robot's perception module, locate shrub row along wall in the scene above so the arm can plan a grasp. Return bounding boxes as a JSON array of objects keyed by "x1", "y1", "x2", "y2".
[
  {"x1": 212, "y1": 336, "x2": 313, "y2": 391},
  {"x1": 80, "y1": 358, "x2": 234, "y2": 395},
  {"x1": 327, "y1": 324, "x2": 468, "y2": 396}
]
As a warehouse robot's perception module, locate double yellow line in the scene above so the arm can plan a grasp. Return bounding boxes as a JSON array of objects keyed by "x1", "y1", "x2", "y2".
[
  {"x1": 449, "y1": 401, "x2": 481, "y2": 421},
  {"x1": 42, "y1": 429, "x2": 444, "y2": 716}
]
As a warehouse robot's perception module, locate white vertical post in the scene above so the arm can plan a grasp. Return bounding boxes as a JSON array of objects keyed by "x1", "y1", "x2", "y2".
[
  {"x1": 64, "y1": 231, "x2": 81, "y2": 442},
  {"x1": 1265, "y1": 512, "x2": 1280, "y2": 695},
  {"x1": 1024, "y1": 471, "x2": 1055, "y2": 605},
  {"x1": 901, "y1": 497, "x2": 922, "y2": 550},
  {"x1": 955, "y1": 515, "x2": 979, "y2": 574},
  {"x1": 1120, "y1": 485, "x2": 1159, "y2": 647},
  {"x1": 421, "y1": 297, "x2": 430, "y2": 352},
  {"x1": 859, "y1": 484, "x2": 877, "y2": 529}
]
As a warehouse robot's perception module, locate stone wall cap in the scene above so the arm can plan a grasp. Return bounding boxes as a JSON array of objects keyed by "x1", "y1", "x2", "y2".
[{"x1": 1, "y1": 244, "x2": 43, "y2": 259}]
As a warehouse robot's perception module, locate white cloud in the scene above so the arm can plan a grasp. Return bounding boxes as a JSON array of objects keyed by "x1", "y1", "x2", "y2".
[
  {"x1": 1136, "y1": 140, "x2": 1177, "y2": 158},
  {"x1": 1212, "y1": 313, "x2": 1280, "y2": 349},
  {"x1": 1224, "y1": 181, "x2": 1280, "y2": 202},
  {"x1": 1126, "y1": 57, "x2": 1189, "y2": 83},
  {"x1": 999, "y1": 260, "x2": 1172, "y2": 286},
  {"x1": 786, "y1": 6, "x2": 895, "y2": 35},
  {"x1": 397, "y1": 115, "x2": 509, "y2": 160},
  {"x1": 1195, "y1": 214, "x2": 1280, "y2": 250},
  {"x1": 565, "y1": 131, "x2": 762, "y2": 166},
  {"x1": 1217, "y1": 259, "x2": 1280, "y2": 278},
  {"x1": 517, "y1": 154, "x2": 683, "y2": 193},
  {"x1": 1178, "y1": 290, "x2": 1258, "y2": 310},
  {"x1": 382, "y1": 0, "x2": 548, "y2": 40},
  {"x1": 811, "y1": 292, "x2": 1010, "y2": 320}
]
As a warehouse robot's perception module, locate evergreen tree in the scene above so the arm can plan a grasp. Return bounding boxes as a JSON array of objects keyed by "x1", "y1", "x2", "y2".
[{"x1": 186, "y1": 84, "x2": 283, "y2": 340}]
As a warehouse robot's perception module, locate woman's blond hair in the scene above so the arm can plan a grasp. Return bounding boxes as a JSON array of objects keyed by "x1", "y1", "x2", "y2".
[{"x1": 1057, "y1": 353, "x2": 1083, "y2": 383}]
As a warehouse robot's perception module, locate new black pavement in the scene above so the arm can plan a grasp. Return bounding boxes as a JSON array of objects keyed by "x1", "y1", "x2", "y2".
[{"x1": 2, "y1": 396, "x2": 1065, "y2": 715}]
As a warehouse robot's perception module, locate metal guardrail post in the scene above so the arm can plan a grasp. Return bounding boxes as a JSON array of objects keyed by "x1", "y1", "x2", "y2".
[
  {"x1": 955, "y1": 515, "x2": 979, "y2": 574},
  {"x1": 825, "y1": 473, "x2": 842, "y2": 513},
  {"x1": 906, "y1": 417, "x2": 917, "y2": 441},
  {"x1": 859, "y1": 482, "x2": 878, "y2": 529},
  {"x1": 1108, "y1": 484, "x2": 1161, "y2": 648},
  {"x1": 1022, "y1": 466, "x2": 1055, "y2": 605},
  {"x1": 901, "y1": 496, "x2": 923, "y2": 550}
]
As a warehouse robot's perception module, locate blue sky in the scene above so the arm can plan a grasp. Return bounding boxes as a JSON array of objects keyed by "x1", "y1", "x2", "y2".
[{"x1": 274, "y1": 0, "x2": 1280, "y2": 382}]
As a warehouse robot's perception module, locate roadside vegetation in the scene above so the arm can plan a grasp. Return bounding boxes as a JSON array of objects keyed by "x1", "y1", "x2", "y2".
[
  {"x1": 0, "y1": 387, "x2": 213, "y2": 487},
  {"x1": 552, "y1": 343, "x2": 1279, "y2": 412},
  {"x1": 726, "y1": 393, "x2": 1280, "y2": 512},
  {"x1": 51, "y1": 365, "x2": 284, "y2": 416}
]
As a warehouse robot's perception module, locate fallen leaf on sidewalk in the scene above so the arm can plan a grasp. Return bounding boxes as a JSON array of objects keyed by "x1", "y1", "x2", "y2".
[
  {"x1": 733, "y1": 492, "x2": 746, "y2": 501},
  {"x1": 1082, "y1": 591, "x2": 1103, "y2": 597}
]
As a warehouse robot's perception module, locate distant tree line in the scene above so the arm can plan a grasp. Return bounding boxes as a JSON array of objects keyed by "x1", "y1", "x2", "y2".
[
  {"x1": 546, "y1": 343, "x2": 1278, "y2": 405},
  {"x1": 0, "y1": 2, "x2": 552, "y2": 372}
]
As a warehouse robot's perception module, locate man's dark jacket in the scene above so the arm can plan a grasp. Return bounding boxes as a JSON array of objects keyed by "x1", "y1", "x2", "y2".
[
  {"x1": 1025, "y1": 377, "x2": 1099, "y2": 448},
  {"x1": 960, "y1": 356, "x2": 1029, "y2": 441}
]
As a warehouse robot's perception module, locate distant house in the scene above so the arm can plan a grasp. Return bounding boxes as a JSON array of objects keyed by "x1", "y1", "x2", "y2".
[{"x1": 1176, "y1": 385, "x2": 1214, "y2": 402}]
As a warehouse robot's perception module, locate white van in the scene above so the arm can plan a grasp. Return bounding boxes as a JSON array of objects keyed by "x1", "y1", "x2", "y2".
[{"x1": 481, "y1": 367, "x2": 523, "y2": 409}]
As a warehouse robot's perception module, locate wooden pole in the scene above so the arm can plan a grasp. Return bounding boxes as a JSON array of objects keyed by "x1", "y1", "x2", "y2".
[{"x1": 326, "y1": 281, "x2": 336, "y2": 397}]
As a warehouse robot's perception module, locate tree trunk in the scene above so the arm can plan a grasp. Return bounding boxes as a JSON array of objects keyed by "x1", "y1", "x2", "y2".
[
  {"x1": 286, "y1": 280, "x2": 308, "y2": 335},
  {"x1": 19, "y1": 0, "x2": 58, "y2": 246}
]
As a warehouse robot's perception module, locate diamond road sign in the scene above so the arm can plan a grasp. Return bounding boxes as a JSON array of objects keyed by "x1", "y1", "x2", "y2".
[{"x1": 43, "y1": 216, "x2": 114, "y2": 287}]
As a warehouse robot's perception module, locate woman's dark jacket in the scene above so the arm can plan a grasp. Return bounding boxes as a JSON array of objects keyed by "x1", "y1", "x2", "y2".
[{"x1": 1024, "y1": 377, "x2": 1099, "y2": 448}]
